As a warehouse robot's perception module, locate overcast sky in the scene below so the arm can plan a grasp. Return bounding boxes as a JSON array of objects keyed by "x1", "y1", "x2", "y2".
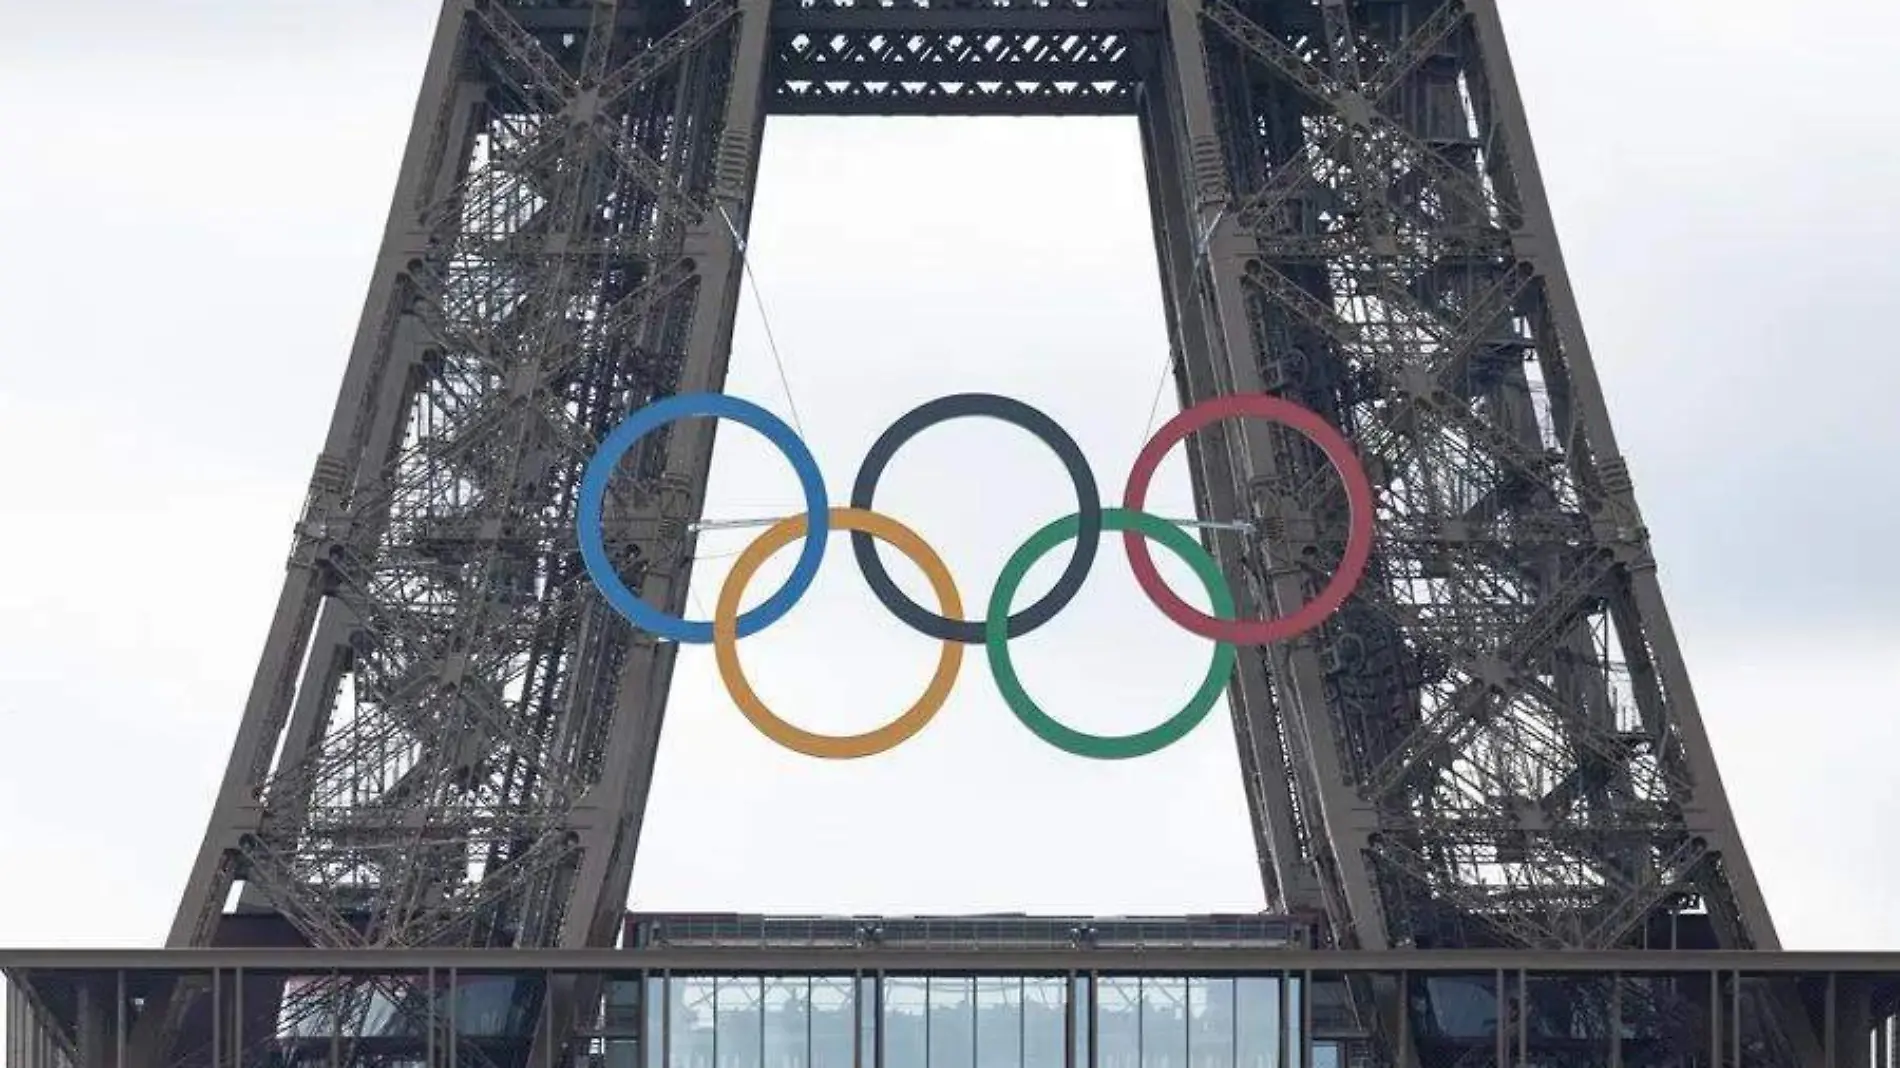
[{"x1": 1, "y1": 0, "x2": 1897, "y2": 962}]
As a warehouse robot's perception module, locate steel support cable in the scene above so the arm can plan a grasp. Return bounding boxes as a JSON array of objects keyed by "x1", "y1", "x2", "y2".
[
  {"x1": 652, "y1": 203, "x2": 817, "y2": 620},
  {"x1": 656, "y1": 205, "x2": 805, "y2": 629},
  {"x1": 1138, "y1": 204, "x2": 1228, "y2": 447},
  {"x1": 716, "y1": 203, "x2": 808, "y2": 439}
]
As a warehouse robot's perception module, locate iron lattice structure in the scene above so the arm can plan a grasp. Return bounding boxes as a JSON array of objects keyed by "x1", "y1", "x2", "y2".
[{"x1": 150, "y1": 0, "x2": 1798, "y2": 1062}]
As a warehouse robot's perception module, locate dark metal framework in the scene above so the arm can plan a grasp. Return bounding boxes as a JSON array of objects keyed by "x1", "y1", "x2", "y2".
[{"x1": 136, "y1": 0, "x2": 1791, "y2": 1062}]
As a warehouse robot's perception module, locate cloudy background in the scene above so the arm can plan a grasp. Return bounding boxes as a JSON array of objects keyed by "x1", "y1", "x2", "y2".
[{"x1": 0, "y1": 0, "x2": 1897, "y2": 961}]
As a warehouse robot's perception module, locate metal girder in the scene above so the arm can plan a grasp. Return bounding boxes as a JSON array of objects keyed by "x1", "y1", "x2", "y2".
[
  {"x1": 157, "y1": 0, "x2": 1798, "y2": 1065},
  {"x1": 10, "y1": 945, "x2": 1900, "y2": 975},
  {"x1": 769, "y1": 0, "x2": 1154, "y2": 115}
]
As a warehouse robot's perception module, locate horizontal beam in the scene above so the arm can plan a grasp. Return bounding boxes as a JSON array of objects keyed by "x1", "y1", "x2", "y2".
[
  {"x1": 7, "y1": 947, "x2": 1900, "y2": 975},
  {"x1": 769, "y1": 96, "x2": 1138, "y2": 116},
  {"x1": 774, "y1": 63, "x2": 1138, "y2": 79},
  {"x1": 775, "y1": 9, "x2": 1160, "y2": 31}
]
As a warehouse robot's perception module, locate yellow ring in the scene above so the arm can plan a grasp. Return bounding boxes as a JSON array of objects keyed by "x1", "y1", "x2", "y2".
[{"x1": 713, "y1": 506, "x2": 964, "y2": 759}]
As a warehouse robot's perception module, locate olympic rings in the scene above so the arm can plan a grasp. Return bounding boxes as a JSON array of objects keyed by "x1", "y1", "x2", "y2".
[
  {"x1": 715, "y1": 508, "x2": 964, "y2": 760},
  {"x1": 988, "y1": 509, "x2": 1236, "y2": 760},
  {"x1": 578, "y1": 393, "x2": 829, "y2": 645},
  {"x1": 1123, "y1": 394, "x2": 1376, "y2": 646},
  {"x1": 850, "y1": 393, "x2": 1101, "y2": 644},
  {"x1": 578, "y1": 390, "x2": 1376, "y2": 761}
]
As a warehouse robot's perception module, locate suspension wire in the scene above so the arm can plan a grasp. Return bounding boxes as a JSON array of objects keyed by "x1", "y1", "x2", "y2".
[
  {"x1": 1137, "y1": 354, "x2": 1176, "y2": 454},
  {"x1": 693, "y1": 517, "x2": 788, "y2": 531},
  {"x1": 663, "y1": 208, "x2": 810, "y2": 626},
  {"x1": 689, "y1": 545, "x2": 748, "y2": 561},
  {"x1": 1138, "y1": 204, "x2": 1229, "y2": 447},
  {"x1": 717, "y1": 203, "x2": 808, "y2": 438},
  {"x1": 661, "y1": 205, "x2": 809, "y2": 626},
  {"x1": 687, "y1": 585, "x2": 713, "y2": 624}
]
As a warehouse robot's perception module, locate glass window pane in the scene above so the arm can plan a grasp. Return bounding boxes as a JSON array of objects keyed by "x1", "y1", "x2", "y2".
[
  {"x1": 460, "y1": 976, "x2": 525, "y2": 1037},
  {"x1": 361, "y1": 983, "x2": 402, "y2": 1037},
  {"x1": 718, "y1": 978, "x2": 763, "y2": 1068},
  {"x1": 1306, "y1": 981, "x2": 1353, "y2": 1036},
  {"x1": 598, "y1": 978, "x2": 640, "y2": 1068},
  {"x1": 976, "y1": 978, "x2": 1023, "y2": 1068},
  {"x1": 673, "y1": 978, "x2": 718, "y2": 1068},
  {"x1": 276, "y1": 976, "x2": 332, "y2": 1040},
  {"x1": 928, "y1": 977, "x2": 973, "y2": 1068},
  {"x1": 1024, "y1": 979, "x2": 1065, "y2": 1068},
  {"x1": 811, "y1": 978, "x2": 855, "y2": 1068},
  {"x1": 1097, "y1": 979, "x2": 1139, "y2": 1068},
  {"x1": 765, "y1": 979, "x2": 810, "y2": 1068},
  {"x1": 1142, "y1": 979, "x2": 1187, "y2": 1068},
  {"x1": 1286, "y1": 978, "x2": 1302, "y2": 1067},
  {"x1": 1234, "y1": 979, "x2": 1282, "y2": 1068},
  {"x1": 1188, "y1": 979, "x2": 1233, "y2": 1068},
  {"x1": 885, "y1": 979, "x2": 928, "y2": 1068},
  {"x1": 1417, "y1": 976, "x2": 1497, "y2": 1040}
]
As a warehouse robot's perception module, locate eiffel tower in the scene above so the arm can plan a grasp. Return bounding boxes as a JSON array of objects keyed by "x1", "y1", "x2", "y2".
[{"x1": 28, "y1": 0, "x2": 1823, "y2": 1064}]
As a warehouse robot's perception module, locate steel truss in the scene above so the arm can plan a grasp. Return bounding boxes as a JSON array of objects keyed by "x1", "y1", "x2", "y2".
[{"x1": 148, "y1": 0, "x2": 1798, "y2": 1064}]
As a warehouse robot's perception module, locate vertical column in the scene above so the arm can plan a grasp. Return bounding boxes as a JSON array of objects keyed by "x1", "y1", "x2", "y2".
[
  {"x1": 6, "y1": 978, "x2": 23, "y2": 1068},
  {"x1": 74, "y1": 980, "x2": 111, "y2": 1068},
  {"x1": 1136, "y1": 47, "x2": 1316, "y2": 918},
  {"x1": 1833, "y1": 976, "x2": 1873, "y2": 1068},
  {"x1": 872, "y1": 973, "x2": 884, "y2": 1068}
]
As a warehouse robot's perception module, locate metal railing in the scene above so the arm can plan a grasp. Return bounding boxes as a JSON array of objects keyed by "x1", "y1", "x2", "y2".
[{"x1": 621, "y1": 913, "x2": 1315, "y2": 951}]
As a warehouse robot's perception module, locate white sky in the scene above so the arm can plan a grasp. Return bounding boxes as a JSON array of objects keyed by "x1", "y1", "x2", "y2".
[{"x1": 1, "y1": 0, "x2": 1898, "y2": 959}]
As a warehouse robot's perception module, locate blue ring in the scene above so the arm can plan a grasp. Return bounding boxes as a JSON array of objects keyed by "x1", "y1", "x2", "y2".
[{"x1": 577, "y1": 393, "x2": 829, "y2": 644}]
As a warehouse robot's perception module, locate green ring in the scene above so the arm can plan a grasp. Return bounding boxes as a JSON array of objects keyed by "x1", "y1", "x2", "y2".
[{"x1": 986, "y1": 507, "x2": 1237, "y2": 760}]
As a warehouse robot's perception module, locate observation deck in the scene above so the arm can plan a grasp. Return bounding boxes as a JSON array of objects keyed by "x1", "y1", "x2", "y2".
[{"x1": 8, "y1": 916, "x2": 1900, "y2": 1068}]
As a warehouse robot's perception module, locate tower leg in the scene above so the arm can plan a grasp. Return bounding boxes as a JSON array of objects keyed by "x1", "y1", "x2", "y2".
[
  {"x1": 532, "y1": 0, "x2": 773, "y2": 1056},
  {"x1": 1143, "y1": 0, "x2": 1388, "y2": 950},
  {"x1": 1136, "y1": 42, "x2": 1321, "y2": 923}
]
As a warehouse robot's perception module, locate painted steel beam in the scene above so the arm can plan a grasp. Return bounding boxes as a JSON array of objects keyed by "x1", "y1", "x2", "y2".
[{"x1": 8, "y1": 947, "x2": 1900, "y2": 975}]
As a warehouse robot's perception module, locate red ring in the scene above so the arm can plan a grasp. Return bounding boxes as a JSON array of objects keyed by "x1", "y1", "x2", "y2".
[{"x1": 1121, "y1": 393, "x2": 1375, "y2": 645}]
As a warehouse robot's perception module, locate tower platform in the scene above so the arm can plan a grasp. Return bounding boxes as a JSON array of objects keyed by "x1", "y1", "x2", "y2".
[{"x1": 7, "y1": 916, "x2": 1900, "y2": 1068}]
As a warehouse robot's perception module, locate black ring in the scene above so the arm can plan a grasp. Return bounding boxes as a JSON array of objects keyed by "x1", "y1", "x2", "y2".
[{"x1": 849, "y1": 393, "x2": 1103, "y2": 644}]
